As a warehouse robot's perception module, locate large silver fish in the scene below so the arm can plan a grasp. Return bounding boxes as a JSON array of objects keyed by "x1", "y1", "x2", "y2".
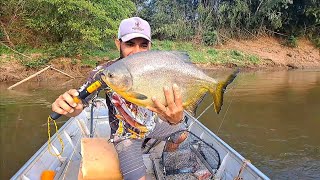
[{"x1": 101, "y1": 50, "x2": 238, "y2": 114}]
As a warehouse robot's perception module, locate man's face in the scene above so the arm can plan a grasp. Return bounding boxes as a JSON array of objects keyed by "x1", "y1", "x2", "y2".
[{"x1": 116, "y1": 37, "x2": 151, "y2": 58}]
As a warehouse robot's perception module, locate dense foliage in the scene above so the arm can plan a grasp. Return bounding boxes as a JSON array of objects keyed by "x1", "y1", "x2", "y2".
[
  {"x1": 136, "y1": 0, "x2": 319, "y2": 46},
  {"x1": 0, "y1": 0, "x2": 135, "y2": 56},
  {"x1": 0, "y1": 0, "x2": 319, "y2": 57}
]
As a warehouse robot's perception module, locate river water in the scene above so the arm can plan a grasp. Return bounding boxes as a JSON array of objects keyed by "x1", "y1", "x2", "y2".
[{"x1": 1, "y1": 70, "x2": 320, "y2": 179}]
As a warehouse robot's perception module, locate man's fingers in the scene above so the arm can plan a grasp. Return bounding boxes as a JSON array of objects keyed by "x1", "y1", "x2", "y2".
[
  {"x1": 52, "y1": 104, "x2": 68, "y2": 115},
  {"x1": 63, "y1": 90, "x2": 78, "y2": 107},
  {"x1": 164, "y1": 86, "x2": 175, "y2": 107},
  {"x1": 173, "y1": 84, "x2": 183, "y2": 108},
  {"x1": 146, "y1": 106, "x2": 159, "y2": 114},
  {"x1": 58, "y1": 96, "x2": 74, "y2": 114},
  {"x1": 75, "y1": 103, "x2": 84, "y2": 110},
  {"x1": 68, "y1": 89, "x2": 79, "y2": 97},
  {"x1": 151, "y1": 96, "x2": 167, "y2": 113},
  {"x1": 147, "y1": 84, "x2": 184, "y2": 125},
  {"x1": 51, "y1": 89, "x2": 84, "y2": 117}
]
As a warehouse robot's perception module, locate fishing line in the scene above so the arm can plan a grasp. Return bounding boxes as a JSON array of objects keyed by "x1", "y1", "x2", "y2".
[
  {"x1": 196, "y1": 102, "x2": 213, "y2": 120},
  {"x1": 194, "y1": 75, "x2": 239, "y2": 136},
  {"x1": 215, "y1": 74, "x2": 251, "y2": 146},
  {"x1": 216, "y1": 84, "x2": 237, "y2": 134},
  {"x1": 41, "y1": 120, "x2": 68, "y2": 127}
]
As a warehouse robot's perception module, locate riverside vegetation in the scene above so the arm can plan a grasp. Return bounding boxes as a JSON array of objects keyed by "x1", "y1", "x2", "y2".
[{"x1": 0, "y1": 0, "x2": 319, "y2": 81}]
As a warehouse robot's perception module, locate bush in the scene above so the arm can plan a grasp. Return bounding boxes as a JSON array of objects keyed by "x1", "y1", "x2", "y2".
[
  {"x1": 48, "y1": 41, "x2": 83, "y2": 57},
  {"x1": 248, "y1": 55, "x2": 260, "y2": 64},
  {"x1": 202, "y1": 30, "x2": 218, "y2": 46},
  {"x1": 0, "y1": 44, "x2": 11, "y2": 55},
  {"x1": 310, "y1": 35, "x2": 320, "y2": 48},
  {"x1": 207, "y1": 49, "x2": 218, "y2": 56},
  {"x1": 81, "y1": 58, "x2": 98, "y2": 68},
  {"x1": 285, "y1": 35, "x2": 298, "y2": 48},
  {"x1": 21, "y1": 57, "x2": 51, "y2": 68},
  {"x1": 230, "y1": 50, "x2": 244, "y2": 60}
]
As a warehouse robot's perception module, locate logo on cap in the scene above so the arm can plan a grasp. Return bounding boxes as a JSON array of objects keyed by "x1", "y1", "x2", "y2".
[{"x1": 132, "y1": 21, "x2": 144, "y2": 31}]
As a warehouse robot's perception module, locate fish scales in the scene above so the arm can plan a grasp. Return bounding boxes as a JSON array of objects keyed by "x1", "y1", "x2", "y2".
[{"x1": 101, "y1": 50, "x2": 239, "y2": 114}]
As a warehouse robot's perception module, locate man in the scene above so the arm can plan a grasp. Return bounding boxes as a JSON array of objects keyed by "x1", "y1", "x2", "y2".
[{"x1": 52, "y1": 17, "x2": 185, "y2": 180}]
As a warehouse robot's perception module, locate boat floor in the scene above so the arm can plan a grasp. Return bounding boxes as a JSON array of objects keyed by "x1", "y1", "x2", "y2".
[
  {"x1": 143, "y1": 141, "x2": 198, "y2": 180},
  {"x1": 61, "y1": 107, "x2": 200, "y2": 179},
  {"x1": 62, "y1": 139, "x2": 199, "y2": 180}
]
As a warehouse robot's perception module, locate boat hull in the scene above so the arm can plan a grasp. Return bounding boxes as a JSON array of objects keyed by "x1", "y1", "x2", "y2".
[{"x1": 11, "y1": 98, "x2": 269, "y2": 180}]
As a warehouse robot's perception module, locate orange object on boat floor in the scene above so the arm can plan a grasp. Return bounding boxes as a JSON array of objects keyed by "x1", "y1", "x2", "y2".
[{"x1": 41, "y1": 170, "x2": 55, "y2": 180}]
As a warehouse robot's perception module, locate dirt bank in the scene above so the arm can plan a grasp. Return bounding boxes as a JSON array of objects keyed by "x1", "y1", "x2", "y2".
[
  {"x1": 0, "y1": 37, "x2": 319, "y2": 82},
  {"x1": 0, "y1": 57, "x2": 94, "y2": 82},
  {"x1": 217, "y1": 36, "x2": 320, "y2": 69}
]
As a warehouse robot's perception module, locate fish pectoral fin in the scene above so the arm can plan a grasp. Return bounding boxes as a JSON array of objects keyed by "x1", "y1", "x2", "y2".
[
  {"x1": 211, "y1": 68, "x2": 239, "y2": 114},
  {"x1": 126, "y1": 91, "x2": 148, "y2": 100}
]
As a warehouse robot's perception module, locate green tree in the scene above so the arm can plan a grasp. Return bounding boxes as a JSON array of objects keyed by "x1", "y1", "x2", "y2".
[
  {"x1": 280, "y1": 0, "x2": 320, "y2": 35},
  {"x1": 135, "y1": 0, "x2": 319, "y2": 46},
  {"x1": 136, "y1": 0, "x2": 198, "y2": 40},
  {"x1": 0, "y1": 0, "x2": 135, "y2": 56},
  {"x1": 26, "y1": 0, "x2": 135, "y2": 55},
  {"x1": 0, "y1": 0, "x2": 33, "y2": 48}
]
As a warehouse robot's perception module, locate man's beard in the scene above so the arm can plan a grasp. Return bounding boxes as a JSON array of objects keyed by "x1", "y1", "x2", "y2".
[{"x1": 120, "y1": 45, "x2": 124, "y2": 58}]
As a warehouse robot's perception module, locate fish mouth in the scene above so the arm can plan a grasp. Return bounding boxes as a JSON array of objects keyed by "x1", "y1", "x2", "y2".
[
  {"x1": 100, "y1": 74, "x2": 111, "y2": 88},
  {"x1": 100, "y1": 65, "x2": 133, "y2": 92},
  {"x1": 101, "y1": 74, "x2": 126, "y2": 96}
]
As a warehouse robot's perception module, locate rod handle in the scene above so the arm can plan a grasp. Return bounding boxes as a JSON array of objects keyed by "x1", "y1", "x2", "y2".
[{"x1": 49, "y1": 112, "x2": 61, "y2": 120}]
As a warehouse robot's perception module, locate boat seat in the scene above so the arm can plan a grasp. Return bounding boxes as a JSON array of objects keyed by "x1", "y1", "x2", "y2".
[{"x1": 78, "y1": 138, "x2": 122, "y2": 180}]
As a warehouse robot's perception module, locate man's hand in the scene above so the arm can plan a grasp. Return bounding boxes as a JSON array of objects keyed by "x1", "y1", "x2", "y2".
[
  {"x1": 51, "y1": 89, "x2": 84, "y2": 117},
  {"x1": 147, "y1": 84, "x2": 184, "y2": 125}
]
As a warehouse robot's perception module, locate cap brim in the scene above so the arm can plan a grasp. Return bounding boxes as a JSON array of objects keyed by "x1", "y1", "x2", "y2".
[{"x1": 121, "y1": 33, "x2": 151, "y2": 42}]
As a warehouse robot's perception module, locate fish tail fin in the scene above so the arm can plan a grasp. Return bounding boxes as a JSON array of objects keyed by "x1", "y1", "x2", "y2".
[{"x1": 209, "y1": 68, "x2": 240, "y2": 114}]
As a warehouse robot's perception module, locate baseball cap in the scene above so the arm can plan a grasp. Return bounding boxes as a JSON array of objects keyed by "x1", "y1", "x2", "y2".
[{"x1": 117, "y1": 17, "x2": 151, "y2": 42}]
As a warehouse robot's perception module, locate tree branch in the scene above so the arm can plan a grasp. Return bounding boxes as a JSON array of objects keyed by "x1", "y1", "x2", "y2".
[
  {"x1": 0, "y1": 41, "x2": 32, "y2": 59},
  {"x1": 255, "y1": 0, "x2": 263, "y2": 15},
  {"x1": 0, "y1": 20, "x2": 15, "y2": 48}
]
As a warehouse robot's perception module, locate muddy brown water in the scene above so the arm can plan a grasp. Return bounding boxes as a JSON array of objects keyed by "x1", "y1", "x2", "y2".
[{"x1": 1, "y1": 69, "x2": 320, "y2": 179}]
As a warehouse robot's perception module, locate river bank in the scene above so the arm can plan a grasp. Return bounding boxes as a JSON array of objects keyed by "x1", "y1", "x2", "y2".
[{"x1": 1, "y1": 37, "x2": 319, "y2": 82}]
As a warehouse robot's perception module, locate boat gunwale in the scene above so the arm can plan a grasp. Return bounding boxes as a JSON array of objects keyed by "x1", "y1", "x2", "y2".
[
  {"x1": 185, "y1": 111, "x2": 270, "y2": 180},
  {"x1": 10, "y1": 115, "x2": 78, "y2": 180}
]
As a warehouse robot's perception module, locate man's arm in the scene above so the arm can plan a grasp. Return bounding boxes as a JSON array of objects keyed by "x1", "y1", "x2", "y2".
[{"x1": 51, "y1": 60, "x2": 117, "y2": 117}]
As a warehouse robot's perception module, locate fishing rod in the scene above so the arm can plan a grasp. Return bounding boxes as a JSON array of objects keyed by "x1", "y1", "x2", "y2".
[{"x1": 45, "y1": 78, "x2": 106, "y2": 158}]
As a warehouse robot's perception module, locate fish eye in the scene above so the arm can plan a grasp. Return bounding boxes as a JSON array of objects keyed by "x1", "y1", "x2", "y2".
[{"x1": 108, "y1": 72, "x2": 114, "y2": 78}]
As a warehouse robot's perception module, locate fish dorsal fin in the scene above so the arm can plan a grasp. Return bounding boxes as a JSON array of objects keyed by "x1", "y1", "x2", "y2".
[
  {"x1": 184, "y1": 91, "x2": 208, "y2": 117},
  {"x1": 169, "y1": 51, "x2": 192, "y2": 63}
]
